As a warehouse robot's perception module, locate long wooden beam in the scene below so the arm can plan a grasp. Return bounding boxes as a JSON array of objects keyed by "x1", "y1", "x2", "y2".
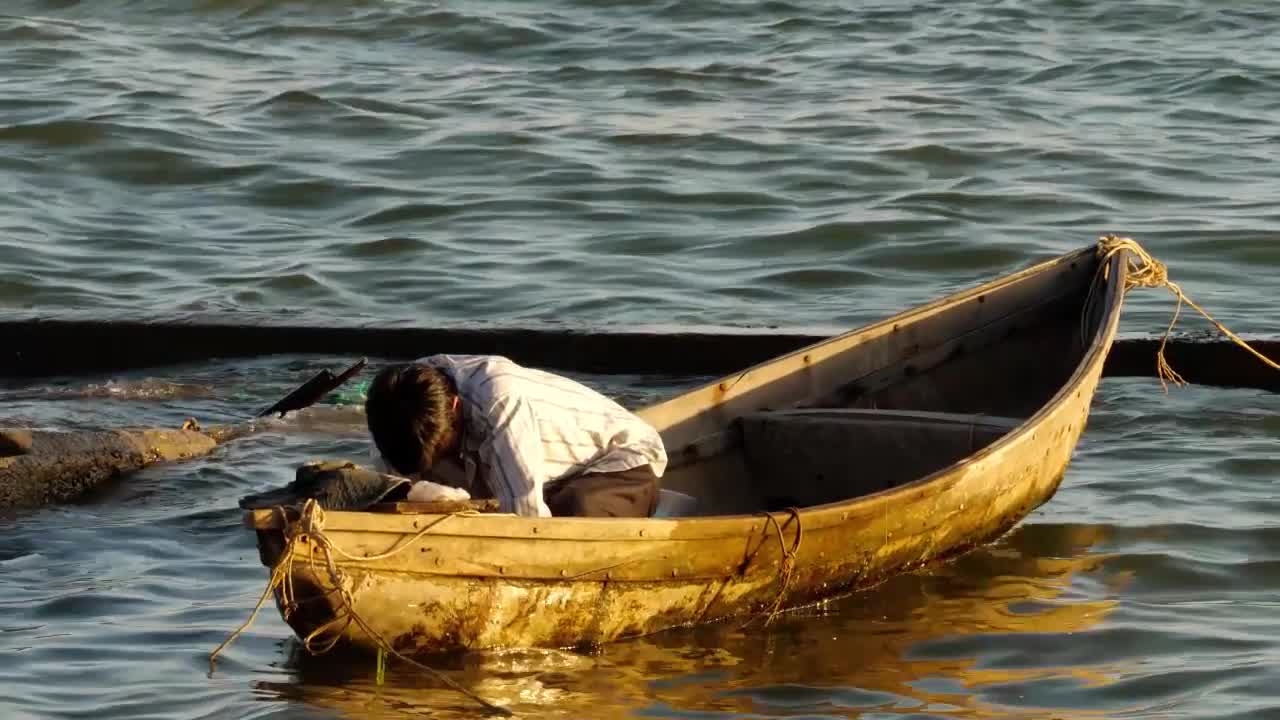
[
  {"x1": 1, "y1": 317, "x2": 1276, "y2": 392},
  {"x1": 1104, "y1": 337, "x2": 1279, "y2": 392},
  {"x1": 0, "y1": 317, "x2": 817, "y2": 376}
]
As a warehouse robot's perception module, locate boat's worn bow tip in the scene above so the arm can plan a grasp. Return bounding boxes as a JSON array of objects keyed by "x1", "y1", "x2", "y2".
[{"x1": 1095, "y1": 234, "x2": 1280, "y2": 391}]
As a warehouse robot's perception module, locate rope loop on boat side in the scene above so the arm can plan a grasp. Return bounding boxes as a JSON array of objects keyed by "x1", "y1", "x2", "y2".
[
  {"x1": 1096, "y1": 234, "x2": 1280, "y2": 392},
  {"x1": 742, "y1": 507, "x2": 803, "y2": 628},
  {"x1": 209, "y1": 500, "x2": 512, "y2": 717}
]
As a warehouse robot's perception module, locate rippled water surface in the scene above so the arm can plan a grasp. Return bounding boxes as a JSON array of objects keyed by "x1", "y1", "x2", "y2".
[{"x1": 3, "y1": 0, "x2": 1280, "y2": 718}]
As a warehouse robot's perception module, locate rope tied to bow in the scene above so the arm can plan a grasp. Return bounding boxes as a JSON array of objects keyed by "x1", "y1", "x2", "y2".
[
  {"x1": 209, "y1": 500, "x2": 511, "y2": 717},
  {"x1": 1096, "y1": 235, "x2": 1280, "y2": 392}
]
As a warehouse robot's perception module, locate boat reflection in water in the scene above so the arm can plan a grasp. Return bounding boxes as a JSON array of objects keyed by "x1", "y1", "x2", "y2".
[{"x1": 252, "y1": 521, "x2": 1122, "y2": 719}]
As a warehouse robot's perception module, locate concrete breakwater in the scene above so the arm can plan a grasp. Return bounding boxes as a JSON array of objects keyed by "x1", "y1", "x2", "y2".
[{"x1": 2, "y1": 316, "x2": 1275, "y2": 393}]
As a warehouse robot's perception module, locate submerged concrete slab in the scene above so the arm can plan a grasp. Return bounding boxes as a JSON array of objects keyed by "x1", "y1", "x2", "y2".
[{"x1": 0, "y1": 428, "x2": 219, "y2": 509}]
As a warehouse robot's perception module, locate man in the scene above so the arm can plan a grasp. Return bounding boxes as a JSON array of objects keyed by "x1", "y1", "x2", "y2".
[{"x1": 364, "y1": 354, "x2": 667, "y2": 518}]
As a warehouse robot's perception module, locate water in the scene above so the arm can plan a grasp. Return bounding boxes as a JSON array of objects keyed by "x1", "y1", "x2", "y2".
[{"x1": 2, "y1": 0, "x2": 1279, "y2": 717}]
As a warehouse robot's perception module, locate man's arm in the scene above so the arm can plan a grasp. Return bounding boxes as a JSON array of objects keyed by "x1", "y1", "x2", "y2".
[{"x1": 479, "y1": 396, "x2": 552, "y2": 517}]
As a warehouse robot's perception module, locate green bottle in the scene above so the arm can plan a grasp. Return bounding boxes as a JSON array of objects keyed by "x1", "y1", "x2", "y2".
[{"x1": 329, "y1": 378, "x2": 371, "y2": 406}]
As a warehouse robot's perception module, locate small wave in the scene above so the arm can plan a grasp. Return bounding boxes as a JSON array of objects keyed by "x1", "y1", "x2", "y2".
[
  {"x1": 553, "y1": 63, "x2": 776, "y2": 88},
  {"x1": 30, "y1": 589, "x2": 158, "y2": 622},
  {"x1": 2, "y1": 380, "x2": 218, "y2": 402},
  {"x1": 884, "y1": 188, "x2": 1116, "y2": 217},
  {"x1": 1091, "y1": 183, "x2": 1209, "y2": 207},
  {"x1": 1197, "y1": 71, "x2": 1272, "y2": 95},
  {"x1": 232, "y1": 8, "x2": 550, "y2": 49},
  {"x1": 1162, "y1": 106, "x2": 1269, "y2": 129},
  {"x1": 231, "y1": 19, "x2": 400, "y2": 43},
  {"x1": 1080, "y1": 57, "x2": 1171, "y2": 81},
  {"x1": 230, "y1": 289, "x2": 265, "y2": 305},
  {"x1": 557, "y1": 185, "x2": 791, "y2": 211},
  {"x1": 405, "y1": 11, "x2": 557, "y2": 52},
  {"x1": 1100, "y1": 552, "x2": 1280, "y2": 596},
  {"x1": 855, "y1": 238, "x2": 1056, "y2": 273},
  {"x1": 605, "y1": 131, "x2": 781, "y2": 153},
  {"x1": 880, "y1": 143, "x2": 989, "y2": 168},
  {"x1": 156, "y1": 38, "x2": 282, "y2": 63},
  {"x1": 1018, "y1": 62, "x2": 1082, "y2": 85},
  {"x1": 733, "y1": 220, "x2": 928, "y2": 256},
  {"x1": 588, "y1": 233, "x2": 692, "y2": 257},
  {"x1": 653, "y1": 0, "x2": 807, "y2": 20},
  {"x1": 0, "y1": 552, "x2": 40, "y2": 566},
  {"x1": 252, "y1": 89, "x2": 338, "y2": 112},
  {"x1": 245, "y1": 177, "x2": 370, "y2": 210},
  {"x1": 764, "y1": 16, "x2": 827, "y2": 31},
  {"x1": 714, "y1": 285, "x2": 788, "y2": 303},
  {"x1": 115, "y1": 89, "x2": 185, "y2": 103},
  {"x1": 0, "y1": 120, "x2": 111, "y2": 147},
  {"x1": 751, "y1": 267, "x2": 878, "y2": 290},
  {"x1": 349, "y1": 203, "x2": 461, "y2": 228},
  {"x1": 641, "y1": 87, "x2": 723, "y2": 104},
  {"x1": 257, "y1": 272, "x2": 326, "y2": 292},
  {"x1": 724, "y1": 683, "x2": 908, "y2": 714},
  {"x1": 341, "y1": 236, "x2": 430, "y2": 257},
  {"x1": 335, "y1": 96, "x2": 450, "y2": 122},
  {"x1": 90, "y1": 147, "x2": 248, "y2": 188},
  {"x1": 0, "y1": 22, "x2": 77, "y2": 43}
]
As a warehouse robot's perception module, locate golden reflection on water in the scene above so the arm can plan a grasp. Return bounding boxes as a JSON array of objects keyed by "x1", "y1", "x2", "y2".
[{"x1": 254, "y1": 522, "x2": 1123, "y2": 719}]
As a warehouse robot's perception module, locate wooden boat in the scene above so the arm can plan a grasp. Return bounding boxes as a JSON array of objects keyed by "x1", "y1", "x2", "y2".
[{"x1": 244, "y1": 243, "x2": 1130, "y2": 657}]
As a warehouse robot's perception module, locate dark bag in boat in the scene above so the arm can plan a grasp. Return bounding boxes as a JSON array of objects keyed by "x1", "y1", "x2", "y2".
[{"x1": 238, "y1": 460, "x2": 411, "y2": 511}]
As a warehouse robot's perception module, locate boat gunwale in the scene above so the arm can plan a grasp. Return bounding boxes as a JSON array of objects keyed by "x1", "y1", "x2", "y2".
[{"x1": 244, "y1": 245, "x2": 1126, "y2": 542}]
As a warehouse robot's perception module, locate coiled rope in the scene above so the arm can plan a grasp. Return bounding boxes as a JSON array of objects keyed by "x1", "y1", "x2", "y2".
[
  {"x1": 209, "y1": 500, "x2": 511, "y2": 717},
  {"x1": 742, "y1": 507, "x2": 803, "y2": 627},
  {"x1": 1096, "y1": 235, "x2": 1280, "y2": 391}
]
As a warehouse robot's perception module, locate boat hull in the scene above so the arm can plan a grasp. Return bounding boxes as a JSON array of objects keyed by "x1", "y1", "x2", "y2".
[{"x1": 247, "y1": 246, "x2": 1127, "y2": 655}]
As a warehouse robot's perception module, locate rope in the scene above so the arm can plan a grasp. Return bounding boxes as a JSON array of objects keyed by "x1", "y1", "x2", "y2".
[
  {"x1": 210, "y1": 500, "x2": 512, "y2": 717},
  {"x1": 1096, "y1": 235, "x2": 1280, "y2": 392},
  {"x1": 742, "y1": 507, "x2": 803, "y2": 627}
]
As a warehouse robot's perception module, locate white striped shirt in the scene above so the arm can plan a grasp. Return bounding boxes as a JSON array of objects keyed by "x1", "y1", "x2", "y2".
[{"x1": 373, "y1": 354, "x2": 667, "y2": 517}]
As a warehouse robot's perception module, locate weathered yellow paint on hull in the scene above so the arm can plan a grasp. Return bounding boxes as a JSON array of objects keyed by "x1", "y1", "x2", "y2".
[
  {"x1": 260, "y1": 375, "x2": 1093, "y2": 654},
  {"x1": 247, "y1": 245, "x2": 1127, "y2": 655}
]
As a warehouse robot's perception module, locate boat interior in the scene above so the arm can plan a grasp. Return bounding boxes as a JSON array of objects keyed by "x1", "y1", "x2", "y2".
[{"x1": 647, "y1": 250, "x2": 1115, "y2": 517}]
